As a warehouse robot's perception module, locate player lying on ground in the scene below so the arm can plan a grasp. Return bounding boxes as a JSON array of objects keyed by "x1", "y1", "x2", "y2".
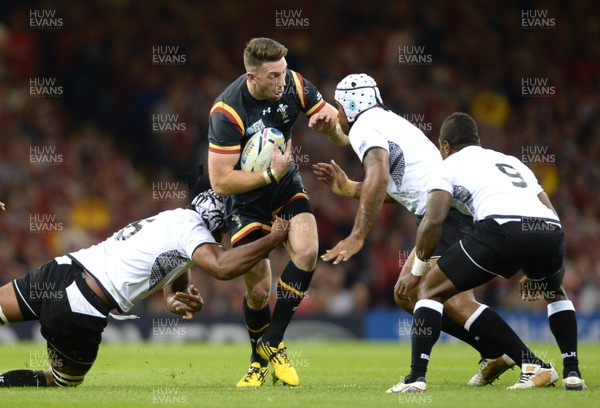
[
  {"x1": 394, "y1": 112, "x2": 586, "y2": 392},
  {"x1": 0, "y1": 189, "x2": 289, "y2": 387},
  {"x1": 314, "y1": 74, "x2": 519, "y2": 387}
]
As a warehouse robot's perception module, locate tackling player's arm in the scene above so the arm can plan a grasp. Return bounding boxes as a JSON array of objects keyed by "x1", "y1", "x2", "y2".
[
  {"x1": 192, "y1": 216, "x2": 289, "y2": 280},
  {"x1": 163, "y1": 270, "x2": 203, "y2": 320},
  {"x1": 321, "y1": 147, "x2": 389, "y2": 264}
]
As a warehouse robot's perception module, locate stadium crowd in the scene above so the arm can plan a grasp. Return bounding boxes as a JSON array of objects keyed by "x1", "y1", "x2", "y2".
[{"x1": 0, "y1": 0, "x2": 599, "y2": 316}]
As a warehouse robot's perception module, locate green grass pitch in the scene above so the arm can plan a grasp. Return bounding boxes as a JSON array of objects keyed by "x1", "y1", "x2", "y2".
[{"x1": 0, "y1": 341, "x2": 597, "y2": 407}]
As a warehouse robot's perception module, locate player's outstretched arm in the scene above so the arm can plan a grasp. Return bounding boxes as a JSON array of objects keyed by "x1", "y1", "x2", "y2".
[
  {"x1": 308, "y1": 102, "x2": 350, "y2": 146},
  {"x1": 321, "y1": 148, "x2": 389, "y2": 264},
  {"x1": 192, "y1": 217, "x2": 289, "y2": 280},
  {"x1": 163, "y1": 270, "x2": 203, "y2": 320},
  {"x1": 313, "y1": 160, "x2": 360, "y2": 199}
]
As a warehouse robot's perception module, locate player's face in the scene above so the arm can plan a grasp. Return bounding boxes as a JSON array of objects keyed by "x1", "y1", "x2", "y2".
[
  {"x1": 335, "y1": 101, "x2": 350, "y2": 134},
  {"x1": 248, "y1": 58, "x2": 287, "y2": 102}
]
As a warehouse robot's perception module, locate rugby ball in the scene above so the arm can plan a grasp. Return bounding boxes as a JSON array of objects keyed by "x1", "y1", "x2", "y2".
[{"x1": 241, "y1": 128, "x2": 286, "y2": 172}]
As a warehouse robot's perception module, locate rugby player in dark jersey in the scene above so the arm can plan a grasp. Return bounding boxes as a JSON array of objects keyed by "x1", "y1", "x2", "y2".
[{"x1": 207, "y1": 37, "x2": 345, "y2": 387}]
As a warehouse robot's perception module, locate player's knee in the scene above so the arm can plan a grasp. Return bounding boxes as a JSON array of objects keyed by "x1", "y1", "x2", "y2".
[
  {"x1": 393, "y1": 291, "x2": 416, "y2": 313},
  {"x1": 290, "y1": 243, "x2": 318, "y2": 271},
  {"x1": 246, "y1": 285, "x2": 271, "y2": 308}
]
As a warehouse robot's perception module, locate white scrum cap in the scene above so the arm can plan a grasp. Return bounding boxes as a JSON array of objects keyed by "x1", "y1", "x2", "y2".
[{"x1": 334, "y1": 73, "x2": 383, "y2": 124}]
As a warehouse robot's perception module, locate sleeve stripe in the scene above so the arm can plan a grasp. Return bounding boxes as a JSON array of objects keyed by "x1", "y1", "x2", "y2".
[
  {"x1": 210, "y1": 102, "x2": 244, "y2": 135},
  {"x1": 290, "y1": 70, "x2": 307, "y2": 109},
  {"x1": 305, "y1": 99, "x2": 326, "y2": 117},
  {"x1": 208, "y1": 143, "x2": 241, "y2": 154}
]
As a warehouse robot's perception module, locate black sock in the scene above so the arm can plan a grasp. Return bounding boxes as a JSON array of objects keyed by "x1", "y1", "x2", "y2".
[
  {"x1": 468, "y1": 307, "x2": 546, "y2": 367},
  {"x1": 407, "y1": 300, "x2": 443, "y2": 383},
  {"x1": 441, "y1": 312, "x2": 503, "y2": 359},
  {"x1": 548, "y1": 301, "x2": 580, "y2": 378},
  {"x1": 0, "y1": 370, "x2": 47, "y2": 387},
  {"x1": 262, "y1": 261, "x2": 313, "y2": 346},
  {"x1": 243, "y1": 297, "x2": 270, "y2": 366}
]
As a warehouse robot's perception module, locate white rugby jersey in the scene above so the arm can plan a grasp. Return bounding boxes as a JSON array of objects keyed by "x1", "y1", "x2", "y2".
[
  {"x1": 349, "y1": 107, "x2": 442, "y2": 215},
  {"x1": 70, "y1": 208, "x2": 216, "y2": 312},
  {"x1": 428, "y1": 145, "x2": 559, "y2": 222}
]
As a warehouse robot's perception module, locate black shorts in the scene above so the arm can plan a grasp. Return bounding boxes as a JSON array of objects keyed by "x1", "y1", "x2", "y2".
[
  {"x1": 226, "y1": 165, "x2": 313, "y2": 246},
  {"x1": 438, "y1": 217, "x2": 565, "y2": 291},
  {"x1": 416, "y1": 207, "x2": 473, "y2": 257},
  {"x1": 13, "y1": 256, "x2": 109, "y2": 373}
]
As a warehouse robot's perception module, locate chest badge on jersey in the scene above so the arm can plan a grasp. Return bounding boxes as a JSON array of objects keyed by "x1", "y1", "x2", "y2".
[{"x1": 277, "y1": 103, "x2": 289, "y2": 123}]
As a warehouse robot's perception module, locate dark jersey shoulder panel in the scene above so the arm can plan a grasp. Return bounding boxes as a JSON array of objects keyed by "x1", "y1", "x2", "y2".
[{"x1": 208, "y1": 69, "x2": 326, "y2": 160}]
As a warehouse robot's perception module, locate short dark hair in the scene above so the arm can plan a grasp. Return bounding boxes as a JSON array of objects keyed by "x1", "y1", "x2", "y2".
[
  {"x1": 439, "y1": 112, "x2": 480, "y2": 150},
  {"x1": 243, "y1": 37, "x2": 288, "y2": 71}
]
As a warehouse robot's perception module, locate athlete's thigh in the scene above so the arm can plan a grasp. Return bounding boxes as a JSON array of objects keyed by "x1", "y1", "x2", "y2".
[{"x1": 0, "y1": 282, "x2": 25, "y2": 323}]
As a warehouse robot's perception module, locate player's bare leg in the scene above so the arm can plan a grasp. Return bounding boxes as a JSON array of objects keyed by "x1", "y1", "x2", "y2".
[{"x1": 256, "y1": 211, "x2": 318, "y2": 386}]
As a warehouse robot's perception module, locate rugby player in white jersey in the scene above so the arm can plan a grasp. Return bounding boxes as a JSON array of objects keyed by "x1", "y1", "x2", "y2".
[
  {"x1": 314, "y1": 74, "x2": 521, "y2": 387},
  {"x1": 0, "y1": 189, "x2": 289, "y2": 387},
  {"x1": 394, "y1": 112, "x2": 585, "y2": 392}
]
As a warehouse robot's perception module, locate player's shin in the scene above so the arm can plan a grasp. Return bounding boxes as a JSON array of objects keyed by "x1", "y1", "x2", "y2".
[
  {"x1": 440, "y1": 311, "x2": 503, "y2": 359},
  {"x1": 547, "y1": 300, "x2": 581, "y2": 378},
  {"x1": 262, "y1": 261, "x2": 313, "y2": 345},
  {"x1": 243, "y1": 296, "x2": 270, "y2": 366},
  {"x1": 407, "y1": 299, "x2": 444, "y2": 383},
  {"x1": 0, "y1": 370, "x2": 48, "y2": 387},
  {"x1": 466, "y1": 305, "x2": 548, "y2": 367}
]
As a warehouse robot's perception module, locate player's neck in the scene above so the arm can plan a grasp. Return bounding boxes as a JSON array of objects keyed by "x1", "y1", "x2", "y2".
[{"x1": 246, "y1": 80, "x2": 267, "y2": 101}]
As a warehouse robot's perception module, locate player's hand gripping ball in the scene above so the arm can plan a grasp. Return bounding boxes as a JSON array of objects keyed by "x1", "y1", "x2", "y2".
[{"x1": 241, "y1": 127, "x2": 286, "y2": 172}]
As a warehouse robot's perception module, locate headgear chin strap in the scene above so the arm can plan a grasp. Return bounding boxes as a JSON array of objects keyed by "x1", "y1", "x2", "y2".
[
  {"x1": 335, "y1": 73, "x2": 383, "y2": 125},
  {"x1": 191, "y1": 189, "x2": 225, "y2": 234}
]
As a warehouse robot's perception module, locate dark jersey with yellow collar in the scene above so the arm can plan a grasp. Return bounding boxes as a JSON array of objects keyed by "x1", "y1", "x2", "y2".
[
  {"x1": 208, "y1": 69, "x2": 325, "y2": 243},
  {"x1": 208, "y1": 69, "x2": 325, "y2": 155}
]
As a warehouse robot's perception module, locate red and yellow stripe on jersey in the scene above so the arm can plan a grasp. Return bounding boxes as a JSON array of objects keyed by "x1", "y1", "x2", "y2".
[
  {"x1": 209, "y1": 101, "x2": 244, "y2": 154},
  {"x1": 290, "y1": 70, "x2": 326, "y2": 117}
]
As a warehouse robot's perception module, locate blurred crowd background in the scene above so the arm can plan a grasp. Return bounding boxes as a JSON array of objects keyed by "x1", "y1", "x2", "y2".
[{"x1": 0, "y1": 0, "x2": 599, "y2": 317}]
